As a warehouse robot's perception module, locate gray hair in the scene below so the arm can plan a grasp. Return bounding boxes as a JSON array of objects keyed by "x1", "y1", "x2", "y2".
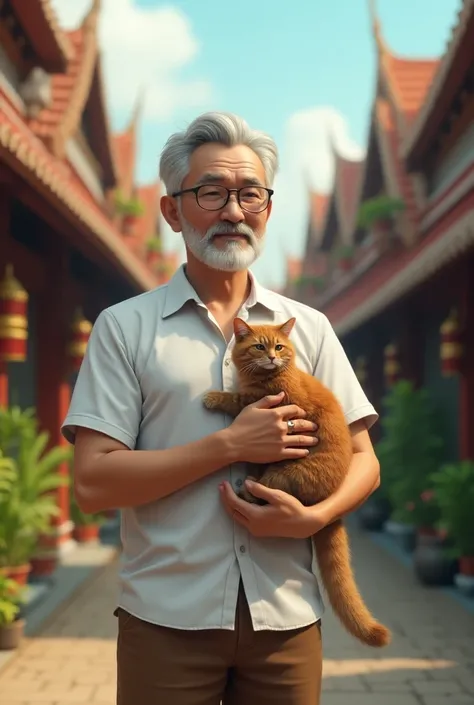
[{"x1": 159, "y1": 111, "x2": 279, "y2": 195}]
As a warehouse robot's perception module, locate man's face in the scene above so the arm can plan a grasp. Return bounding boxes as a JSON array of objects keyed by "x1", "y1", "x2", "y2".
[{"x1": 175, "y1": 143, "x2": 273, "y2": 272}]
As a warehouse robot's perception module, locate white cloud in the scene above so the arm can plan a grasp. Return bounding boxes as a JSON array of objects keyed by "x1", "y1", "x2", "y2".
[
  {"x1": 253, "y1": 107, "x2": 365, "y2": 288},
  {"x1": 51, "y1": 0, "x2": 213, "y2": 121}
]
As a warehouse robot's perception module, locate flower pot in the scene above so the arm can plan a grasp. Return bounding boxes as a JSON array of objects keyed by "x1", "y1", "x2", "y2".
[
  {"x1": 454, "y1": 572, "x2": 474, "y2": 597},
  {"x1": 384, "y1": 520, "x2": 416, "y2": 552},
  {"x1": 358, "y1": 497, "x2": 391, "y2": 532},
  {"x1": 0, "y1": 564, "x2": 31, "y2": 587},
  {"x1": 413, "y1": 531, "x2": 457, "y2": 586},
  {"x1": 459, "y1": 556, "x2": 474, "y2": 576},
  {"x1": 122, "y1": 214, "x2": 136, "y2": 234},
  {"x1": 73, "y1": 524, "x2": 100, "y2": 543},
  {"x1": 30, "y1": 556, "x2": 58, "y2": 578},
  {"x1": 455, "y1": 557, "x2": 474, "y2": 595},
  {"x1": 0, "y1": 618, "x2": 25, "y2": 650}
]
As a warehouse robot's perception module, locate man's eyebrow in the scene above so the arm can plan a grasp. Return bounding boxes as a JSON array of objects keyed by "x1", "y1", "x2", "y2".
[{"x1": 194, "y1": 173, "x2": 265, "y2": 187}]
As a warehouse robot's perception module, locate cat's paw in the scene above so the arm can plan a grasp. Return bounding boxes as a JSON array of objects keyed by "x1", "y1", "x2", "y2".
[
  {"x1": 202, "y1": 391, "x2": 223, "y2": 410},
  {"x1": 238, "y1": 477, "x2": 266, "y2": 505}
]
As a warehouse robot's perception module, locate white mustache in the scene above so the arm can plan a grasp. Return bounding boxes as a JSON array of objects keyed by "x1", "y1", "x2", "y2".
[{"x1": 204, "y1": 223, "x2": 256, "y2": 244}]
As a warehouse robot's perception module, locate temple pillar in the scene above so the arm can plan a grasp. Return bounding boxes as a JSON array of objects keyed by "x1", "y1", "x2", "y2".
[
  {"x1": 459, "y1": 261, "x2": 474, "y2": 460},
  {"x1": 0, "y1": 192, "x2": 11, "y2": 407},
  {"x1": 32, "y1": 243, "x2": 75, "y2": 575}
]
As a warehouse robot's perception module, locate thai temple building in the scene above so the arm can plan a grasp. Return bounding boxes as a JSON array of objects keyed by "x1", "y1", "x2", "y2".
[
  {"x1": 0, "y1": 0, "x2": 178, "y2": 573},
  {"x1": 286, "y1": 0, "x2": 474, "y2": 460}
]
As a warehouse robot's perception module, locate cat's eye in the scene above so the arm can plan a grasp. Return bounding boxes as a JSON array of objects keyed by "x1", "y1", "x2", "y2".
[
  {"x1": 275, "y1": 344, "x2": 283, "y2": 351},
  {"x1": 254, "y1": 344, "x2": 266, "y2": 350}
]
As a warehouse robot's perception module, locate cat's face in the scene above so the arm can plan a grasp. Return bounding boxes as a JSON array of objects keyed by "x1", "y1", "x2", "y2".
[{"x1": 232, "y1": 318, "x2": 296, "y2": 376}]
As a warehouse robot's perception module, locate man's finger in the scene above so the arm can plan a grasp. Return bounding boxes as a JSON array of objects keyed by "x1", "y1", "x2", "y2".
[
  {"x1": 219, "y1": 482, "x2": 253, "y2": 517},
  {"x1": 244, "y1": 480, "x2": 285, "y2": 504},
  {"x1": 252, "y1": 392, "x2": 285, "y2": 409}
]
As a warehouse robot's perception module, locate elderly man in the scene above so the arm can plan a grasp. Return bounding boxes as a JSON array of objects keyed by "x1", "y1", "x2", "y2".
[{"x1": 62, "y1": 111, "x2": 379, "y2": 705}]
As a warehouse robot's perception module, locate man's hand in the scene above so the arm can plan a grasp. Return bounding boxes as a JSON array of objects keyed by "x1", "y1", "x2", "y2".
[
  {"x1": 225, "y1": 392, "x2": 319, "y2": 464},
  {"x1": 219, "y1": 479, "x2": 326, "y2": 539}
]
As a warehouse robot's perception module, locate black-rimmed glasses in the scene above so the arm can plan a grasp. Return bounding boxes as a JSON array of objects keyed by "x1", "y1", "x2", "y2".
[{"x1": 171, "y1": 184, "x2": 274, "y2": 213}]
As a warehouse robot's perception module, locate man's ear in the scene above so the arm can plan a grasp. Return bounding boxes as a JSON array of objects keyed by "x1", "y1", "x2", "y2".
[{"x1": 160, "y1": 195, "x2": 182, "y2": 233}]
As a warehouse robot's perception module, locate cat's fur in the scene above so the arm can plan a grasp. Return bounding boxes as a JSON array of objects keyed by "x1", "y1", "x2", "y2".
[{"x1": 203, "y1": 316, "x2": 390, "y2": 648}]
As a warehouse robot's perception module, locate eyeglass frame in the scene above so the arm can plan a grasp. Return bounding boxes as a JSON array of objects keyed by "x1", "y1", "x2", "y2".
[{"x1": 171, "y1": 184, "x2": 274, "y2": 213}]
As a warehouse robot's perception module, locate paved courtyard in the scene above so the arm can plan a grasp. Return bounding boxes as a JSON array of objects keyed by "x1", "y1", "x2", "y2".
[{"x1": 0, "y1": 526, "x2": 473, "y2": 704}]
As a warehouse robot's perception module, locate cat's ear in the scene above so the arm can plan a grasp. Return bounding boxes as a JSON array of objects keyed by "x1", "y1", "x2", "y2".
[
  {"x1": 279, "y1": 318, "x2": 296, "y2": 337},
  {"x1": 233, "y1": 318, "x2": 253, "y2": 339}
]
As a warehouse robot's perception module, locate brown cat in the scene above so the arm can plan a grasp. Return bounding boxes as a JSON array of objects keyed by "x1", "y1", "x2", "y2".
[{"x1": 203, "y1": 316, "x2": 390, "y2": 648}]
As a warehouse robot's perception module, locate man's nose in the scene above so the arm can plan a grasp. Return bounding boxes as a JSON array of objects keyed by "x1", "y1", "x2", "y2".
[{"x1": 220, "y1": 194, "x2": 245, "y2": 223}]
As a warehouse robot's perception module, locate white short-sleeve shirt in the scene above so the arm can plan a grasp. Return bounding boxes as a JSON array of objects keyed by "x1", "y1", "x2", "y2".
[{"x1": 62, "y1": 264, "x2": 377, "y2": 631}]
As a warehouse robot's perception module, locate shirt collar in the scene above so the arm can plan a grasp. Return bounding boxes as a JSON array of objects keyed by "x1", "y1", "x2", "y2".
[{"x1": 162, "y1": 264, "x2": 283, "y2": 318}]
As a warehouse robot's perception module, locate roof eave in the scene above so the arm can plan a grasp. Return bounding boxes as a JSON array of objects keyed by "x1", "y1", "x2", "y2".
[{"x1": 10, "y1": 0, "x2": 72, "y2": 73}]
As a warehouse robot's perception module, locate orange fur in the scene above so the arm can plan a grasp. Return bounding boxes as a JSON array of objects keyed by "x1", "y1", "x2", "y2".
[{"x1": 203, "y1": 317, "x2": 391, "y2": 648}]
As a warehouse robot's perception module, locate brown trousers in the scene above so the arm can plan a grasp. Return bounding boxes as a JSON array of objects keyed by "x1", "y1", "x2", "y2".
[{"x1": 116, "y1": 583, "x2": 322, "y2": 705}]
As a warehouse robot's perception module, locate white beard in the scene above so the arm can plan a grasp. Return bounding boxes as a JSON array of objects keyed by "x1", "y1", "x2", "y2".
[{"x1": 180, "y1": 217, "x2": 265, "y2": 272}]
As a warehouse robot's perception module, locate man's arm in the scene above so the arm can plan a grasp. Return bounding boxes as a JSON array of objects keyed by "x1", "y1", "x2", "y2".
[
  {"x1": 73, "y1": 427, "x2": 235, "y2": 514},
  {"x1": 309, "y1": 418, "x2": 380, "y2": 528},
  {"x1": 74, "y1": 394, "x2": 316, "y2": 513}
]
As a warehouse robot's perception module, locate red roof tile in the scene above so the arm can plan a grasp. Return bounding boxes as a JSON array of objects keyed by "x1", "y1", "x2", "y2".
[
  {"x1": 385, "y1": 55, "x2": 440, "y2": 128},
  {"x1": 309, "y1": 192, "x2": 330, "y2": 234}
]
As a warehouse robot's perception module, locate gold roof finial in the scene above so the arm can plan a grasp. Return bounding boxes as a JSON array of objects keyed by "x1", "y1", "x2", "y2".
[
  {"x1": 82, "y1": 0, "x2": 101, "y2": 31},
  {"x1": 368, "y1": 0, "x2": 388, "y2": 56}
]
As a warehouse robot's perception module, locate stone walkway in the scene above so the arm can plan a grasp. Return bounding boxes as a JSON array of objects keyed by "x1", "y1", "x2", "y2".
[{"x1": 0, "y1": 526, "x2": 473, "y2": 704}]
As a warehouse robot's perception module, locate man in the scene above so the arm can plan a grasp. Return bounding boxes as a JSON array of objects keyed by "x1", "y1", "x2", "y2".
[{"x1": 62, "y1": 111, "x2": 380, "y2": 705}]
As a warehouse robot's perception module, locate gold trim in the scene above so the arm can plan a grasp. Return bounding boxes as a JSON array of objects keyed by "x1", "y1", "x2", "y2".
[
  {"x1": 0, "y1": 328, "x2": 28, "y2": 340},
  {"x1": 0, "y1": 353, "x2": 26, "y2": 362},
  {"x1": 384, "y1": 361, "x2": 400, "y2": 375},
  {"x1": 68, "y1": 341, "x2": 88, "y2": 357},
  {"x1": 441, "y1": 342, "x2": 463, "y2": 359},
  {"x1": 52, "y1": 0, "x2": 100, "y2": 158},
  {"x1": 0, "y1": 314, "x2": 27, "y2": 329}
]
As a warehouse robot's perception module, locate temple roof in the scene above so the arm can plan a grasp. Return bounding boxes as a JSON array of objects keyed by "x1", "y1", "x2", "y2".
[
  {"x1": 403, "y1": 0, "x2": 474, "y2": 167},
  {"x1": 10, "y1": 0, "x2": 73, "y2": 72}
]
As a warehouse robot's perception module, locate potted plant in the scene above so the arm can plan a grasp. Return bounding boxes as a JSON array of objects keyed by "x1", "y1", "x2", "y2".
[
  {"x1": 313, "y1": 275, "x2": 326, "y2": 292},
  {"x1": 70, "y1": 491, "x2": 106, "y2": 543},
  {"x1": 431, "y1": 460, "x2": 474, "y2": 596},
  {"x1": 335, "y1": 245, "x2": 354, "y2": 272},
  {"x1": 376, "y1": 381, "x2": 442, "y2": 552},
  {"x1": 408, "y1": 489, "x2": 457, "y2": 586},
  {"x1": 114, "y1": 190, "x2": 145, "y2": 233},
  {"x1": 0, "y1": 406, "x2": 71, "y2": 582},
  {"x1": 357, "y1": 195, "x2": 405, "y2": 242},
  {"x1": 146, "y1": 237, "x2": 162, "y2": 267},
  {"x1": 0, "y1": 574, "x2": 26, "y2": 650}
]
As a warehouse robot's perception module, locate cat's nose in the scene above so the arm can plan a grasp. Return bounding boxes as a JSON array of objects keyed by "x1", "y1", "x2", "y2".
[{"x1": 269, "y1": 356, "x2": 275, "y2": 362}]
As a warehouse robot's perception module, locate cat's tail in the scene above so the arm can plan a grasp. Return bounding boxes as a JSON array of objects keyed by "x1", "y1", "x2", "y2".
[{"x1": 313, "y1": 520, "x2": 391, "y2": 648}]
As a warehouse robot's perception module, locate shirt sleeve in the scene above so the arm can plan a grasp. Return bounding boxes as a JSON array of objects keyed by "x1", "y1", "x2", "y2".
[
  {"x1": 61, "y1": 309, "x2": 142, "y2": 449},
  {"x1": 313, "y1": 313, "x2": 378, "y2": 430}
]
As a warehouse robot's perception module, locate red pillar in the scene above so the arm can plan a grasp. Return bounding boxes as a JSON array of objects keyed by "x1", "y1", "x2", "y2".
[
  {"x1": 459, "y1": 261, "x2": 474, "y2": 460},
  {"x1": 0, "y1": 193, "x2": 11, "y2": 407},
  {"x1": 32, "y1": 245, "x2": 74, "y2": 575}
]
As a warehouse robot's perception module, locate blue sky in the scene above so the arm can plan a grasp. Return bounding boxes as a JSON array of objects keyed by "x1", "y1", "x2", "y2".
[{"x1": 55, "y1": 0, "x2": 461, "y2": 288}]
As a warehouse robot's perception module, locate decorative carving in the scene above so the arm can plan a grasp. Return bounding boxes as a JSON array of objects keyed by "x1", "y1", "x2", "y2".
[
  {"x1": 0, "y1": 264, "x2": 29, "y2": 363},
  {"x1": 19, "y1": 67, "x2": 52, "y2": 118},
  {"x1": 440, "y1": 308, "x2": 463, "y2": 376}
]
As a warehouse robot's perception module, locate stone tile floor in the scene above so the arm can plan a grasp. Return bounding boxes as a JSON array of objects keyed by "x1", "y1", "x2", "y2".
[{"x1": 0, "y1": 525, "x2": 473, "y2": 704}]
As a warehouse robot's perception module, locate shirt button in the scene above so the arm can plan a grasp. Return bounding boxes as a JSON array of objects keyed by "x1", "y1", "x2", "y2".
[
  {"x1": 239, "y1": 545, "x2": 246, "y2": 554},
  {"x1": 224, "y1": 359, "x2": 231, "y2": 366}
]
